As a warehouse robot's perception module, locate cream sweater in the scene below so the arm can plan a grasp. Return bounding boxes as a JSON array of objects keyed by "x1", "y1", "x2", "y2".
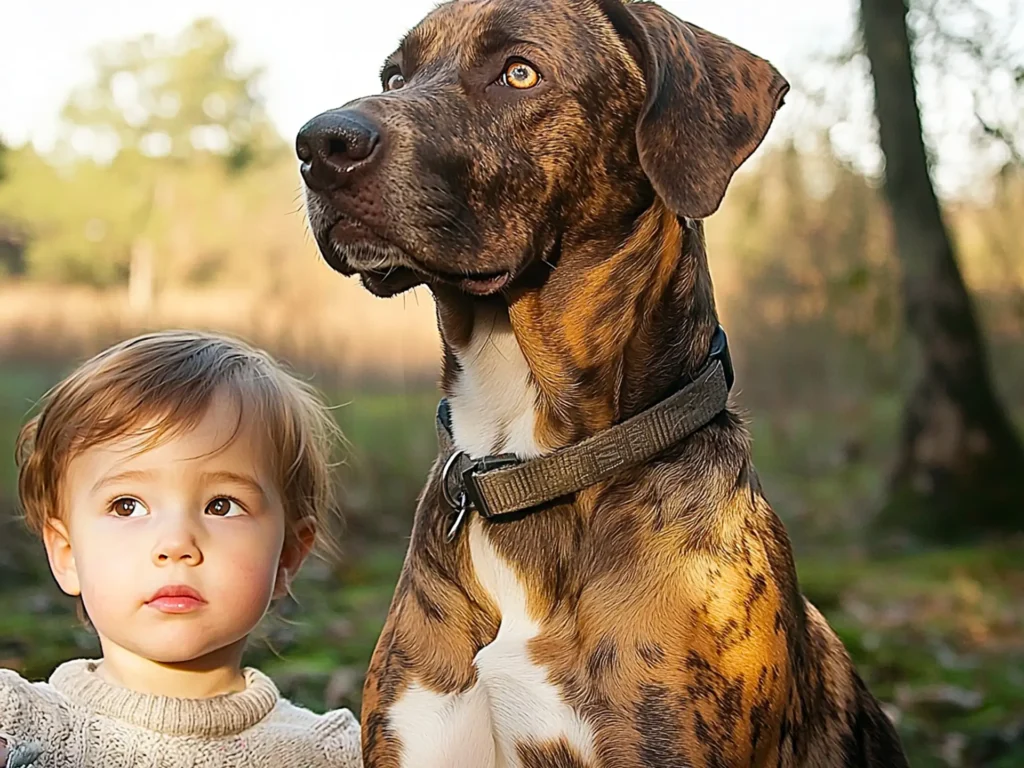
[{"x1": 0, "y1": 660, "x2": 362, "y2": 767}]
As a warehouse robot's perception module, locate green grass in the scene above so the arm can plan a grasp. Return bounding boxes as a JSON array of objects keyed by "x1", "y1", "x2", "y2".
[
  {"x1": 798, "y1": 544, "x2": 1024, "y2": 767},
  {"x1": 0, "y1": 365, "x2": 61, "y2": 494},
  {"x1": 2, "y1": 364, "x2": 1023, "y2": 767}
]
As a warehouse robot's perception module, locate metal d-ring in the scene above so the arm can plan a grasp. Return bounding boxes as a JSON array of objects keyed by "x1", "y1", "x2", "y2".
[
  {"x1": 441, "y1": 450, "x2": 466, "y2": 510},
  {"x1": 445, "y1": 496, "x2": 468, "y2": 543},
  {"x1": 441, "y1": 450, "x2": 469, "y2": 542}
]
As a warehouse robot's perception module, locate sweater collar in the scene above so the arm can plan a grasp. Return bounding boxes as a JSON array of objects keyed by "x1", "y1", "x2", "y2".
[{"x1": 49, "y1": 659, "x2": 280, "y2": 737}]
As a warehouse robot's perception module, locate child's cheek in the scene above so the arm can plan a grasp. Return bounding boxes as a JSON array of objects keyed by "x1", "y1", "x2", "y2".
[
  {"x1": 76, "y1": 555, "x2": 137, "y2": 633},
  {"x1": 216, "y1": 535, "x2": 282, "y2": 610}
]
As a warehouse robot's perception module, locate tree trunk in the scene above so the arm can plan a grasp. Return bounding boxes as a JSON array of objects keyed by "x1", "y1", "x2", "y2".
[{"x1": 860, "y1": 0, "x2": 1024, "y2": 542}]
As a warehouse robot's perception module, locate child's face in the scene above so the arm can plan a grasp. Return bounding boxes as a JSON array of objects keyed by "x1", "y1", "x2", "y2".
[{"x1": 43, "y1": 393, "x2": 308, "y2": 667}]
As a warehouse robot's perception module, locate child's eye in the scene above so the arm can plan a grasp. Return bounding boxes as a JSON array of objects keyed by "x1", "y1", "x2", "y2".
[
  {"x1": 110, "y1": 497, "x2": 149, "y2": 518},
  {"x1": 205, "y1": 497, "x2": 245, "y2": 517}
]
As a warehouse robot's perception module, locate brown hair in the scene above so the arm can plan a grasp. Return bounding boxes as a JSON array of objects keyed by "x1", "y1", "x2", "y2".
[{"x1": 15, "y1": 330, "x2": 343, "y2": 556}]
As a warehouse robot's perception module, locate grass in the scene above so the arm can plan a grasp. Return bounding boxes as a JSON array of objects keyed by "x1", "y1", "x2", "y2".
[
  {"x1": 2, "y1": 364, "x2": 1023, "y2": 767},
  {"x1": 0, "y1": 365, "x2": 59, "y2": 491},
  {"x1": 798, "y1": 545, "x2": 1024, "y2": 767}
]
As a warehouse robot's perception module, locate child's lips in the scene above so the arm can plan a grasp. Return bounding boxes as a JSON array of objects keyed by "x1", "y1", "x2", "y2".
[{"x1": 145, "y1": 585, "x2": 207, "y2": 614}]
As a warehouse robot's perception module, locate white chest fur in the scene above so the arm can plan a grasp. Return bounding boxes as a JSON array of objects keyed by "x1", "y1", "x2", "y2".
[
  {"x1": 387, "y1": 521, "x2": 598, "y2": 768},
  {"x1": 468, "y1": 521, "x2": 599, "y2": 765},
  {"x1": 386, "y1": 307, "x2": 597, "y2": 767},
  {"x1": 447, "y1": 305, "x2": 544, "y2": 458}
]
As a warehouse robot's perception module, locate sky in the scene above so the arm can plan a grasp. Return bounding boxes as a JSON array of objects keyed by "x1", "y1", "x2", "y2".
[{"x1": 0, "y1": 0, "x2": 856, "y2": 152}]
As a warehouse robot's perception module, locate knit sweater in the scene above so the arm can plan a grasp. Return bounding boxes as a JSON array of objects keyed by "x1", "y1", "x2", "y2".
[{"x1": 0, "y1": 660, "x2": 362, "y2": 767}]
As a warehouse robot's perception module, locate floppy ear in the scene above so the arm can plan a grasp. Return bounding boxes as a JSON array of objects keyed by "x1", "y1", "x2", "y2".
[{"x1": 600, "y1": 0, "x2": 789, "y2": 219}]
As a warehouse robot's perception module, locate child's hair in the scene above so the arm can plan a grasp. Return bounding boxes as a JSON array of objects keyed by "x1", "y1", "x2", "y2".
[{"x1": 15, "y1": 330, "x2": 343, "y2": 556}]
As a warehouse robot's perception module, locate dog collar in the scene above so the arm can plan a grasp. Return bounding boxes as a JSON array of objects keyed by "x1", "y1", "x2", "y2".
[{"x1": 434, "y1": 325, "x2": 734, "y2": 541}]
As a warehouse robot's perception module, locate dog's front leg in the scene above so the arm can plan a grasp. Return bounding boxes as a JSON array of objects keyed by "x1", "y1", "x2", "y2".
[{"x1": 360, "y1": 560, "x2": 499, "y2": 768}]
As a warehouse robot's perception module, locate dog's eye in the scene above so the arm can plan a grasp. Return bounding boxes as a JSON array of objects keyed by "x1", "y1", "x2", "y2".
[
  {"x1": 385, "y1": 72, "x2": 406, "y2": 91},
  {"x1": 501, "y1": 60, "x2": 540, "y2": 89}
]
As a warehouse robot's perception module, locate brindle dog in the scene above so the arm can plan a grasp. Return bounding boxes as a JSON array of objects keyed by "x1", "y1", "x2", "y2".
[{"x1": 297, "y1": 1, "x2": 909, "y2": 766}]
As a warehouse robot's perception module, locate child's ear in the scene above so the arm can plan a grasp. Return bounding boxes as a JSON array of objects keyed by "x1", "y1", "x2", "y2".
[
  {"x1": 274, "y1": 520, "x2": 317, "y2": 599},
  {"x1": 43, "y1": 519, "x2": 81, "y2": 597}
]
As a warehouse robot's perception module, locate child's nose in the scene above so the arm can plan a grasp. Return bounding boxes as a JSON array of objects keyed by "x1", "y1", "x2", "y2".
[{"x1": 152, "y1": 526, "x2": 203, "y2": 565}]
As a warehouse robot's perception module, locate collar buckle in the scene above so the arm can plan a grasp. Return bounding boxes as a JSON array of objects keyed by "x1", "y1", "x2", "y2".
[
  {"x1": 462, "y1": 454, "x2": 520, "y2": 520},
  {"x1": 441, "y1": 450, "x2": 521, "y2": 537}
]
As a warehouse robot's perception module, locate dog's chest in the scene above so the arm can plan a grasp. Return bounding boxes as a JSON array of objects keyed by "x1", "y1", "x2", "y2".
[
  {"x1": 386, "y1": 310, "x2": 597, "y2": 766},
  {"x1": 469, "y1": 522, "x2": 598, "y2": 764},
  {"x1": 387, "y1": 522, "x2": 598, "y2": 768},
  {"x1": 447, "y1": 308, "x2": 542, "y2": 458}
]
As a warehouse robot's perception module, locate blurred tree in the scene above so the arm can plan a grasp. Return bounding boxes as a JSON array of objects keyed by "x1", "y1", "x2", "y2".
[
  {"x1": 51, "y1": 17, "x2": 281, "y2": 304},
  {"x1": 62, "y1": 17, "x2": 277, "y2": 167},
  {"x1": 860, "y1": 0, "x2": 1024, "y2": 542},
  {"x1": 801, "y1": 0, "x2": 1023, "y2": 201},
  {"x1": 0, "y1": 137, "x2": 27, "y2": 277},
  {"x1": 908, "y1": 0, "x2": 1024, "y2": 173}
]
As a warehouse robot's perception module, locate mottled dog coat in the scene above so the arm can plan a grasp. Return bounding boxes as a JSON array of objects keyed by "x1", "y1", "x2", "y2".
[{"x1": 298, "y1": 1, "x2": 910, "y2": 765}]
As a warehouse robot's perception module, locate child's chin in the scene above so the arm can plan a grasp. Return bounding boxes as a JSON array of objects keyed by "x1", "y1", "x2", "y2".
[{"x1": 129, "y1": 632, "x2": 244, "y2": 666}]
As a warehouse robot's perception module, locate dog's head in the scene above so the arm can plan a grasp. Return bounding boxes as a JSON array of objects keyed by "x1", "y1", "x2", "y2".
[{"x1": 298, "y1": 0, "x2": 788, "y2": 298}]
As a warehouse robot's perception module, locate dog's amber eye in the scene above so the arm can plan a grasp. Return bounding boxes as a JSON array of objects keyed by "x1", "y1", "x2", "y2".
[
  {"x1": 386, "y1": 73, "x2": 406, "y2": 91},
  {"x1": 502, "y1": 61, "x2": 540, "y2": 89}
]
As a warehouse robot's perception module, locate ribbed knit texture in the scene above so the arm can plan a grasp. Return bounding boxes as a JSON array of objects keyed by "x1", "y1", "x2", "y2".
[{"x1": 0, "y1": 660, "x2": 362, "y2": 767}]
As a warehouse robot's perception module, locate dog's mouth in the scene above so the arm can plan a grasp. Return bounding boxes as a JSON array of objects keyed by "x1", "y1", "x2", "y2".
[
  {"x1": 357, "y1": 266, "x2": 424, "y2": 297},
  {"x1": 357, "y1": 266, "x2": 510, "y2": 298},
  {"x1": 318, "y1": 215, "x2": 512, "y2": 298},
  {"x1": 426, "y1": 265, "x2": 512, "y2": 296}
]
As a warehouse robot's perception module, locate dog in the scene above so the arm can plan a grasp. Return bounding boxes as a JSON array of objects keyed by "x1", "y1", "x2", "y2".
[{"x1": 297, "y1": 1, "x2": 909, "y2": 765}]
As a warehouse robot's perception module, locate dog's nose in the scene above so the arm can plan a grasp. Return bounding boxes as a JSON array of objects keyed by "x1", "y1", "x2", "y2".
[{"x1": 296, "y1": 110, "x2": 381, "y2": 191}]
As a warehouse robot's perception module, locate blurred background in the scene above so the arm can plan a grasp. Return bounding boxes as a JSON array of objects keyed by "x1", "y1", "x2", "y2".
[{"x1": 1, "y1": 0, "x2": 1022, "y2": 765}]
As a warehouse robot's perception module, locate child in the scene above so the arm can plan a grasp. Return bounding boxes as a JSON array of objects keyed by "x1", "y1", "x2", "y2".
[{"x1": 0, "y1": 330, "x2": 362, "y2": 767}]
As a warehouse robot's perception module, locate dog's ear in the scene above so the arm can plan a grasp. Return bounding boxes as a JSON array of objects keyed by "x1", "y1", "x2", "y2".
[{"x1": 599, "y1": 0, "x2": 789, "y2": 219}]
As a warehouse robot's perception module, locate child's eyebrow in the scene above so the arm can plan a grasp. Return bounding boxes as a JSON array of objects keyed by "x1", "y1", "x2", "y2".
[
  {"x1": 200, "y1": 471, "x2": 267, "y2": 498},
  {"x1": 91, "y1": 469, "x2": 155, "y2": 494},
  {"x1": 90, "y1": 469, "x2": 266, "y2": 498}
]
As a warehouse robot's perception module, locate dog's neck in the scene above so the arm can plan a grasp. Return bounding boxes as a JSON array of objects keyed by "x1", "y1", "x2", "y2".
[{"x1": 435, "y1": 204, "x2": 719, "y2": 458}]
